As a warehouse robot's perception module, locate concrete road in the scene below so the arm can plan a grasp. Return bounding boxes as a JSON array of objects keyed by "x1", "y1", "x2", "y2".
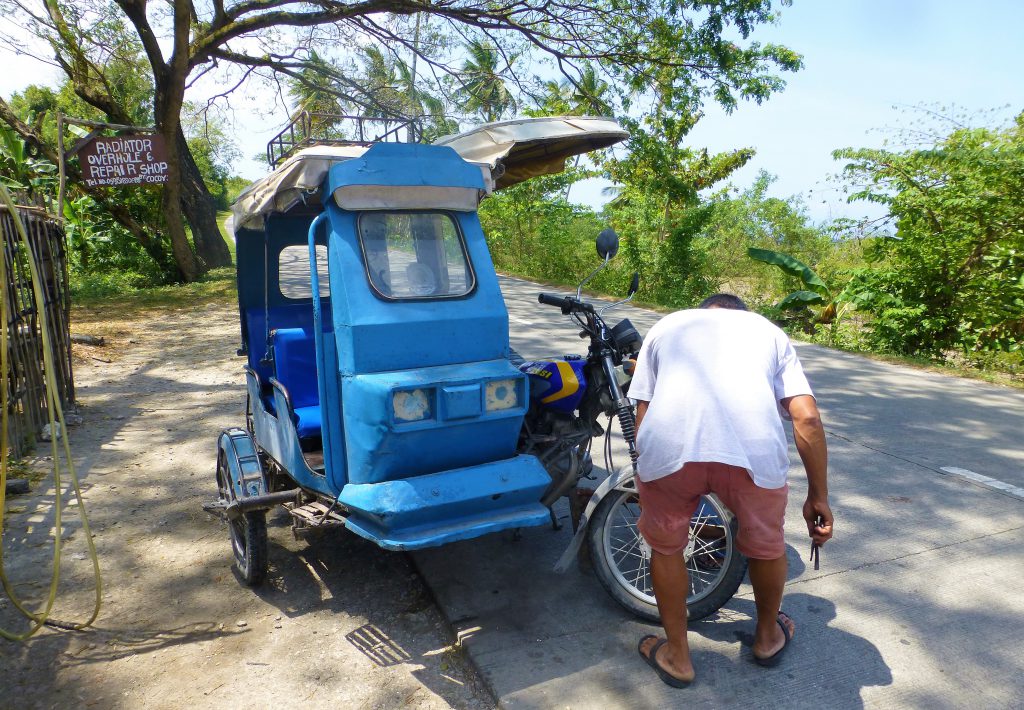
[{"x1": 414, "y1": 275, "x2": 1024, "y2": 709}]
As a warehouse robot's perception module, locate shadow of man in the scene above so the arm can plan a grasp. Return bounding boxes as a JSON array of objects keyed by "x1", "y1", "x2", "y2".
[{"x1": 694, "y1": 591, "x2": 893, "y2": 708}]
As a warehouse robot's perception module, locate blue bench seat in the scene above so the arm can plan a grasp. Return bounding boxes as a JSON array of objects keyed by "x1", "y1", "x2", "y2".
[{"x1": 272, "y1": 327, "x2": 321, "y2": 438}]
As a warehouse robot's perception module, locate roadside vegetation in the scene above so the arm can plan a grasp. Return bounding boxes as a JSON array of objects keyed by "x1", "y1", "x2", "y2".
[{"x1": 0, "y1": 2, "x2": 1019, "y2": 383}]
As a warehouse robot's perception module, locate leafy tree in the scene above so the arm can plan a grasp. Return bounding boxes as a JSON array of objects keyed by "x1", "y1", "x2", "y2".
[
  {"x1": 835, "y1": 110, "x2": 1024, "y2": 358},
  {"x1": 287, "y1": 50, "x2": 350, "y2": 139},
  {"x1": 604, "y1": 110, "x2": 757, "y2": 307},
  {"x1": 4, "y1": 0, "x2": 799, "y2": 281},
  {"x1": 182, "y1": 104, "x2": 242, "y2": 211}
]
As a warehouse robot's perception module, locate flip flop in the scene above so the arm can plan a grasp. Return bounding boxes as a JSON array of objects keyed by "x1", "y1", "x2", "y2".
[
  {"x1": 753, "y1": 612, "x2": 793, "y2": 667},
  {"x1": 637, "y1": 635, "x2": 693, "y2": 688}
]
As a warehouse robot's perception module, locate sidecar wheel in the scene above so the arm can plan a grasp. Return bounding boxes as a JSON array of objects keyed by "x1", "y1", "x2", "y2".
[
  {"x1": 587, "y1": 489, "x2": 747, "y2": 622},
  {"x1": 217, "y1": 450, "x2": 268, "y2": 586},
  {"x1": 229, "y1": 510, "x2": 268, "y2": 586}
]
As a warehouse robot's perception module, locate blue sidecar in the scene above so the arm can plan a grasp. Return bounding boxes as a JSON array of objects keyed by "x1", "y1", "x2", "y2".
[{"x1": 210, "y1": 117, "x2": 628, "y2": 583}]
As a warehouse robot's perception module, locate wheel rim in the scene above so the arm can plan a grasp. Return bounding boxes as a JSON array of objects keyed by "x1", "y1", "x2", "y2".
[{"x1": 601, "y1": 490, "x2": 736, "y2": 606}]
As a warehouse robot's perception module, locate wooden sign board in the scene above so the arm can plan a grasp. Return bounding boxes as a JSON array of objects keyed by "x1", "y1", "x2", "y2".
[{"x1": 78, "y1": 134, "x2": 170, "y2": 187}]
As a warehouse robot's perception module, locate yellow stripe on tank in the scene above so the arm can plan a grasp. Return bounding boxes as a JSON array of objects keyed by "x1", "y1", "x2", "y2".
[{"x1": 540, "y1": 361, "x2": 580, "y2": 404}]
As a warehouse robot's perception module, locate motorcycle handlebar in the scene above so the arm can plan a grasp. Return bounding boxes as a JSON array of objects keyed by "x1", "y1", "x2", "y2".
[
  {"x1": 538, "y1": 292, "x2": 572, "y2": 310},
  {"x1": 537, "y1": 292, "x2": 596, "y2": 316}
]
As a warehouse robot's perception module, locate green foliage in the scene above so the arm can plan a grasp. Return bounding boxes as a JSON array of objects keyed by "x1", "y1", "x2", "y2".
[
  {"x1": 63, "y1": 193, "x2": 168, "y2": 287},
  {"x1": 607, "y1": 189, "x2": 718, "y2": 308},
  {"x1": 599, "y1": 108, "x2": 757, "y2": 308},
  {"x1": 183, "y1": 105, "x2": 242, "y2": 210},
  {"x1": 700, "y1": 172, "x2": 833, "y2": 283},
  {"x1": 835, "y1": 110, "x2": 1024, "y2": 360},
  {"x1": 480, "y1": 168, "x2": 606, "y2": 284},
  {"x1": 745, "y1": 247, "x2": 862, "y2": 346},
  {"x1": 0, "y1": 124, "x2": 57, "y2": 207},
  {"x1": 747, "y1": 248, "x2": 831, "y2": 302},
  {"x1": 538, "y1": 64, "x2": 613, "y2": 117},
  {"x1": 225, "y1": 176, "x2": 252, "y2": 204},
  {"x1": 286, "y1": 46, "x2": 459, "y2": 143}
]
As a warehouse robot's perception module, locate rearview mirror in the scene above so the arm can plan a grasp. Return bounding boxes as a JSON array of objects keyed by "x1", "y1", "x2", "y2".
[
  {"x1": 628, "y1": 272, "x2": 639, "y2": 297},
  {"x1": 596, "y1": 228, "x2": 619, "y2": 260}
]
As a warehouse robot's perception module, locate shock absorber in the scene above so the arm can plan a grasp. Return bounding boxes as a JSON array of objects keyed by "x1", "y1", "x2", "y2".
[{"x1": 615, "y1": 400, "x2": 639, "y2": 465}]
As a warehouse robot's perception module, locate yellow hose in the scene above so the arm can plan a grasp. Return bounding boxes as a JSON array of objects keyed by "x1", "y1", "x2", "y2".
[{"x1": 0, "y1": 182, "x2": 101, "y2": 640}]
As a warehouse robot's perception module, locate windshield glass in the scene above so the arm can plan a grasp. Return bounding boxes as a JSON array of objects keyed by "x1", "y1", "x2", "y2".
[{"x1": 358, "y1": 212, "x2": 474, "y2": 299}]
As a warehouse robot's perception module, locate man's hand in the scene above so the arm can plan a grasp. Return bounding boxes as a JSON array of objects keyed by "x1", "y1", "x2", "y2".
[
  {"x1": 803, "y1": 497, "x2": 834, "y2": 545},
  {"x1": 783, "y1": 394, "x2": 833, "y2": 545}
]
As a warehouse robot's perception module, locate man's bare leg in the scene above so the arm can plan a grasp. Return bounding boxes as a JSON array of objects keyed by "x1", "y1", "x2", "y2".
[
  {"x1": 748, "y1": 555, "x2": 794, "y2": 658},
  {"x1": 640, "y1": 550, "x2": 696, "y2": 682}
]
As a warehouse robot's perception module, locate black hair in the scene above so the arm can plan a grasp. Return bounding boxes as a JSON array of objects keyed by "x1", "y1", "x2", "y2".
[{"x1": 698, "y1": 293, "x2": 748, "y2": 311}]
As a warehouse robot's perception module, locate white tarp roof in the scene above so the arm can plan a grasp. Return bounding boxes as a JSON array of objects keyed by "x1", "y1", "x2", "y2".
[
  {"x1": 433, "y1": 116, "x2": 627, "y2": 189},
  {"x1": 232, "y1": 117, "x2": 627, "y2": 231},
  {"x1": 231, "y1": 145, "x2": 368, "y2": 231}
]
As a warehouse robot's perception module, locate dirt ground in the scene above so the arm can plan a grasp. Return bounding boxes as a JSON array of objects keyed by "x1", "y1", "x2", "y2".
[{"x1": 0, "y1": 300, "x2": 494, "y2": 710}]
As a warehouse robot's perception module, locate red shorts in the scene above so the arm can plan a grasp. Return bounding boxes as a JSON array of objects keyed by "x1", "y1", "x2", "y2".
[{"x1": 636, "y1": 461, "x2": 788, "y2": 560}]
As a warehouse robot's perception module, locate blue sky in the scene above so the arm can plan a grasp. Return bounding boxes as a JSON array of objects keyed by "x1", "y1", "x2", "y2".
[
  {"x1": 669, "y1": 0, "x2": 1024, "y2": 221},
  {"x1": 2, "y1": 1, "x2": 1022, "y2": 223}
]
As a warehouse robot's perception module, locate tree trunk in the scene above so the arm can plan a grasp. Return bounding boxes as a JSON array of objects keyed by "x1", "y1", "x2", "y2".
[
  {"x1": 150, "y1": 1, "x2": 201, "y2": 282},
  {"x1": 159, "y1": 138, "x2": 201, "y2": 282},
  {"x1": 175, "y1": 126, "x2": 232, "y2": 268}
]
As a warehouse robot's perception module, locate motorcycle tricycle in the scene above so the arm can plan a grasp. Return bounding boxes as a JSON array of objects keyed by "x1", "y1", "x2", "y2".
[{"x1": 205, "y1": 116, "x2": 746, "y2": 621}]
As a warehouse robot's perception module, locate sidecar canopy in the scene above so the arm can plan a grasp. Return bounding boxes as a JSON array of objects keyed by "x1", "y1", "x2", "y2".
[{"x1": 432, "y1": 116, "x2": 627, "y2": 189}]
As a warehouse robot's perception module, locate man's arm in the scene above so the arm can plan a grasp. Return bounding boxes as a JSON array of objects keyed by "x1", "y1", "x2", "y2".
[
  {"x1": 635, "y1": 400, "x2": 649, "y2": 433},
  {"x1": 781, "y1": 394, "x2": 834, "y2": 545}
]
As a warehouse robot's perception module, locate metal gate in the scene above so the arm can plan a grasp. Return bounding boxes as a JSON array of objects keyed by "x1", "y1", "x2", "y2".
[{"x1": 0, "y1": 205, "x2": 74, "y2": 458}]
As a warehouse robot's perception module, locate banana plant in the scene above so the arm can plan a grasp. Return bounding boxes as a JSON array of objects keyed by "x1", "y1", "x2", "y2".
[
  {"x1": 0, "y1": 124, "x2": 57, "y2": 206},
  {"x1": 747, "y1": 247, "x2": 839, "y2": 324}
]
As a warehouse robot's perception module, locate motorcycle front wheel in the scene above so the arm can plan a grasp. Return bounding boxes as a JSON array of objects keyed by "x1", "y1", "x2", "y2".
[{"x1": 587, "y1": 487, "x2": 747, "y2": 622}]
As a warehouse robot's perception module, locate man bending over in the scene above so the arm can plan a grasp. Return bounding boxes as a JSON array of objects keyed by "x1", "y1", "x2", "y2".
[{"x1": 630, "y1": 293, "x2": 834, "y2": 687}]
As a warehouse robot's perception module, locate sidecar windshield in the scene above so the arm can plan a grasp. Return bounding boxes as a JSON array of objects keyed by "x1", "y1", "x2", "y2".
[{"x1": 358, "y1": 211, "x2": 475, "y2": 300}]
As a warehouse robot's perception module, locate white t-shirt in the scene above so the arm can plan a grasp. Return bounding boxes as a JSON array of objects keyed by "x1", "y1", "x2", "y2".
[{"x1": 629, "y1": 308, "x2": 813, "y2": 489}]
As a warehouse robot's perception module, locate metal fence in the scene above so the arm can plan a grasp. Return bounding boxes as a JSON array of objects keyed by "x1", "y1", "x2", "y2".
[{"x1": 0, "y1": 205, "x2": 74, "y2": 458}]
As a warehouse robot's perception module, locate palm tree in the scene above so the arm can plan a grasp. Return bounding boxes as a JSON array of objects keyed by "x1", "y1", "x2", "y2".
[
  {"x1": 565, "y1": 64, "x2": 612, "y2": 116},
  {"x1": 287, "y1": 51, "x2": 347, "y2": 139},
  {"x1": 456, "y1": 40, "x2": 516, "y2": 123},
  {"x1": 537, "y1": 63, "x2": 612, "y2": 117}
]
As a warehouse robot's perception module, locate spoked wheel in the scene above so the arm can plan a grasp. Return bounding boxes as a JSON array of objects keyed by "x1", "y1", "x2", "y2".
[
  {"x1": 587, "y1": 486, "x2": 747, "y2": 622},
  {"x1": 216, "y1": 451, "x2": 268, "y2": 586}
]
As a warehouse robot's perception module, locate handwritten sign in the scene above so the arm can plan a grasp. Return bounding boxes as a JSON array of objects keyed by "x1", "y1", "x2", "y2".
[{"x1": 78, "y1": 135, "x2": 170, "y2": 187}]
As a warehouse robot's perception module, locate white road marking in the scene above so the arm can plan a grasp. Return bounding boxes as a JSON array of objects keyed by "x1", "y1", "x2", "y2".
[
  {"x1": 940, "y1": 466, "x2": 1024, "y2": 500},
  {"x1": 508, "y1": 316, "x2": 535, "y2": 325}
]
